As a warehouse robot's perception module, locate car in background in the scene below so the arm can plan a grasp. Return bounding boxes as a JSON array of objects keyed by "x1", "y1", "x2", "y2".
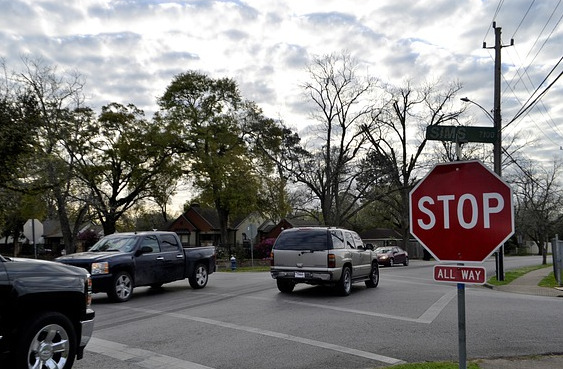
[{"x1": 374, "y1": 246, "x2": 409, "y2": 267}]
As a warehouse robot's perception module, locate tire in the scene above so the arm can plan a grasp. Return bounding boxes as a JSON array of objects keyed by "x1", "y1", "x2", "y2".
[
  {"x1": 365, "y1": 264, "x2": 380, "y2": 288},
  {"x1": 276, "y1": 279, "x2": 295, "y2": 293},
  {"x1": 337, "y1": 266, "x2": 352, "y2": 296},
  {"x1": 189, "y1": 263, "x2": 209, "y2": 289},
  {"x1": 389, "y1": 258, "x2": 394, "y2": 267},
  {"x1": 108, "y1": 271, "x2": 134, "y2": 302},
  {"x1": 403, "y1": 257, "x2": 409, "y2": 266},
  {"x1": 16, "y1": 312, "x2": 77, "y2": 369}
]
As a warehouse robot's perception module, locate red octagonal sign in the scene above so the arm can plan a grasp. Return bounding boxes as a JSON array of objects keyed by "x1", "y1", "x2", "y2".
[{"x1": 409, "y1": 160, "x2": 514, "y2": 263}]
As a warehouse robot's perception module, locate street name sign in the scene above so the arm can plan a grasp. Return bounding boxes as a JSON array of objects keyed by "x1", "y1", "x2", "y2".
[
  {"x1": 426, "y1": 125, "x2": 497, "y2": 143},
  {"x1": 409, "y1": 160, "x2": 514, "y2": 263},
  {"x1": 434, "y1": 265, "x2": 486, "y2": 284}
]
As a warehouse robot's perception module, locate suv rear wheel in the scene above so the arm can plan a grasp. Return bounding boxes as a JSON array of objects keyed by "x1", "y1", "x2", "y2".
[
  {"x1": 276, "y1": 279, "x2": 295, "y2": 293},
  {"x1": 337, "y1": 266, "x2": 352, "y2": 296}
]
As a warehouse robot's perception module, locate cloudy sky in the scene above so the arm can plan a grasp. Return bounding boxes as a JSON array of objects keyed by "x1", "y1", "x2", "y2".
[{"x1": 2, "y1": 1, "x2": 562, "y2": 167}]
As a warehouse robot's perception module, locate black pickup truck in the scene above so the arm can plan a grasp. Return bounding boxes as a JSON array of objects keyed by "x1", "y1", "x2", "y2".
[
  {"x1": 0, "y1": 255, "x2": 95, "y2": 369},
  {"x1": 57, "y1": 231, "x2": 216, "y2": 302}
]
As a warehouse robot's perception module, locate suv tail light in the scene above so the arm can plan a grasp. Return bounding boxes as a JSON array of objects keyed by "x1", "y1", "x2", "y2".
[
  {"x1": 270, "y1": 251, "x2": 274, "y2": 266},
  {"x1": 327, "y1": 254, "x2": 336, "y2": 268}
]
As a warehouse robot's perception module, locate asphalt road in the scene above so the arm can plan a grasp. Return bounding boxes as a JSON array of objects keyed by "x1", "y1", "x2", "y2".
[{"x1": 74, "y1": 255, "x2": 562, "y2": 369}]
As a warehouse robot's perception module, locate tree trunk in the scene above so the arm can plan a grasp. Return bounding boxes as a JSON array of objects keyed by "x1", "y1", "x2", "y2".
[{"x1": 216, "y1": 205, "x2": 230, "y2": 256}]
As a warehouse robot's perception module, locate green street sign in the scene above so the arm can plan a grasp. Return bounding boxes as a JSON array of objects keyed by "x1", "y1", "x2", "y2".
[{"x1": 426, "y1": 125, "x2": 497, "y2": 144}]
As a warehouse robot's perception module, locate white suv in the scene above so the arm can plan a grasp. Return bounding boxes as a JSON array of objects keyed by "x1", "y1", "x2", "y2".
[{"x1": 269, "y1": 227, "x2": 379, "y2": 296}]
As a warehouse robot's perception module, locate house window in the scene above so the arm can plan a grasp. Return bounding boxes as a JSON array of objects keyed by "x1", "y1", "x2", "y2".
[{"x1": 180, "y1": 234, "x2": 190, "y2": 246}]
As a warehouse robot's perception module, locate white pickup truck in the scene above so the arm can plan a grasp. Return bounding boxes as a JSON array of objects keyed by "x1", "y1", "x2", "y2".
[{"x1": 269, "y1": 227, "x2": 379, "y2": 296}]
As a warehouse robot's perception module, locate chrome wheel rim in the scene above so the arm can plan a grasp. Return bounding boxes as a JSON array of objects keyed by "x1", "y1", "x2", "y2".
[
  {"x1": 28, "y1": 323, "x2": 70, "y2": 369},
  {"x1": 116, "y1": 274, "x2": 132, "y2": 300}
]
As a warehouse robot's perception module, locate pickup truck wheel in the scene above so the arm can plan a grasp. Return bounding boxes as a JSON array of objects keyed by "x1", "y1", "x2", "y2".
[
  {"x1": 365, "y1": 264, "x2": 380, "y2": 288},
  {"x1": 189, "y1": 263, "x2": 208, "y2": 289},
  {"x1": 16, "y1": 311, "x2": 76, "y2": 369},
  {"x1": 108, "y1": 271, "x2": 133, "y2": 302},
  {"x1": 276, "y1": 279, "x2": 295, "y2": 293},
  {"x1": 337, "y1": 266, "x2": 352, "y2": 296}
]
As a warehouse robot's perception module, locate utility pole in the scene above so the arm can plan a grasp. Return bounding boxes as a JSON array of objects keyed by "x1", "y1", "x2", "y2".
[{"x1": 484, "y1": 22, "x2": 513, "y2": 281}]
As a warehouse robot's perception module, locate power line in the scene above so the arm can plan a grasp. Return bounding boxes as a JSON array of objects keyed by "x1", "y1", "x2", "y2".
[
  {"x1": 511, "y1": 0, "x2": 536, "y2": 40},
  {"x1": 506, "y1": 66, "x2": 563, "y2": 129}
]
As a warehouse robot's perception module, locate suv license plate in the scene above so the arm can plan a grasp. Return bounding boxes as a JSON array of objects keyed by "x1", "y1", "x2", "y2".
[{"x1": 295, "y1": 271, "x2": 305, "y2": 278}]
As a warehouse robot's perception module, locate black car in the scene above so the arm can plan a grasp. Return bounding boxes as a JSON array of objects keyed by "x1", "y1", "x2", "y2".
[
  {"x1": 0, "y1": 255, "x2": 95, "y2": 369},
  {"x1": 374, "y1": 246, "x2": 409, "y2": 267}
]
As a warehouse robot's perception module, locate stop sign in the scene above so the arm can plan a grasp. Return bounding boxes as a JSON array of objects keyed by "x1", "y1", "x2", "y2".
[{"x1": 409, "y1": 160, "x2": 514, "y2": 263}]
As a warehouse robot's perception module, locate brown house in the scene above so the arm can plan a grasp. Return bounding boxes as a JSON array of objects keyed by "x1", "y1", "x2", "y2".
[{"x1": 167, "y1": 205, "x2": 224, "y2": 247}]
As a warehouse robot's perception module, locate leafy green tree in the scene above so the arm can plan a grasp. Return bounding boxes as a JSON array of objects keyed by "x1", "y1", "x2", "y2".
[
  {"x1": 158, "y1": 71, "x2": 282, "y2": 251},
  {"x1": 68, "y1": 103, "x2": 181, "y2": 235},
  {"x1": 0, "y1": 57, "x2": 90, "y2": 254}
]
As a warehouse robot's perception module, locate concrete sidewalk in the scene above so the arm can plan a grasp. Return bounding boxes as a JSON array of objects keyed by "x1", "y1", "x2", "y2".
[
  {"x1": 485, "y1": 265, "x2": 563, "y2": 297},
  {"x1": 477, "y1": 266, "x2": 563, "y2": 368}
]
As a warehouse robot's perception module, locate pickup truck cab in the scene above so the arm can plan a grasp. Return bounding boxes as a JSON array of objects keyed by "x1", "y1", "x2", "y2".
[
  {"x1": 57, "y1": 231, "x2": 216, "y2": 302},
  {"x1": 270, "y1": 227, "x2": 379, "y2": 296},
  {"x1": 0, "y1": 255, "x2": 95, "y2": 369}
]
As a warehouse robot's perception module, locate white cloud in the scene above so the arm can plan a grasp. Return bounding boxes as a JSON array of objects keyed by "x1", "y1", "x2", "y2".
[{"x1": 1, "y1": 0, "x2": 562, "y2": 165}]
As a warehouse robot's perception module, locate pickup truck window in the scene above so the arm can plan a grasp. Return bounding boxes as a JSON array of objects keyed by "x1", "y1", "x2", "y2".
[
  {"x1": 141, "y1": 235, "x2": 160, "y2": 253},
  {"x1": 330, "y1": 230, "x2": 345, "y2": 249},
  {"x1": 160, "y1": 234, "x2": 180, "y2": 251},
  {"x1": 274, "y1": 229, "x2": 329, "y2": 251},
  {"x1": 90, "y1": 236, "x2": 137, "y2": 252}
]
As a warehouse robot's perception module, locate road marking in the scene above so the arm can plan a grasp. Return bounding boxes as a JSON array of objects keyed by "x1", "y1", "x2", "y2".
[
  {"x1": 109, "y1": 305, "x2": 406, "y2": 365},
  {"x1": 87, "y1": 337, "x2": 214, "y2": 369},
  {"x1": 198, "y1": 290, "x2": 457, "y2": 324},
  {"x1": 418, "y1": 289, "x2": 458, "y2": 323}
]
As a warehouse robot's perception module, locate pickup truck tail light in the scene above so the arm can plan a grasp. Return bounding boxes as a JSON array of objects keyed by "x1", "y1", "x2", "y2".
[{"x1": 327, "y1": 254, "x2": 336, "y2": 268}]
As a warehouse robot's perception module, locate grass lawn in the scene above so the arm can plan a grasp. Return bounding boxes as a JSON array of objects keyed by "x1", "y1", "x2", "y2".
[
  {"x1": 487, "y1": 264, "x2": 552, "y2": 286},
  {"x1": 539, "y1": 271, "x2": 559, "y2": 287}
]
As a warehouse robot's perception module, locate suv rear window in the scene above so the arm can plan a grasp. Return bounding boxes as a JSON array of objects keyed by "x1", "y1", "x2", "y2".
[{"x1": 273, "y1": 229, "x2": 329, "y2": 251}]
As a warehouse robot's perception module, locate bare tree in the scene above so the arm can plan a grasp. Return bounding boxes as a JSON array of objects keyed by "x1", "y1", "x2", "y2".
[
  {"x1": 362, "y1": 80, "x2": 464, "y2": 249},
  {"x1": 286, "y1": 52, "x2": 381, "y2": 226},
  {"x1": 511, "y1": 158, "x2": 563, "y2": 264}
]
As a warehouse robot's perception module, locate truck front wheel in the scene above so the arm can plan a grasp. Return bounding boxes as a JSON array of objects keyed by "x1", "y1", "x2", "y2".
[
  {"x1": 16, "y1": 311, "x2": 77, "y2": 369},
  {"x1": 108, "y1": 271, "x2": 134, "y2": 302},
  {"x1": 189, "y1": 263, "x2": 208, "y2": 289}
]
